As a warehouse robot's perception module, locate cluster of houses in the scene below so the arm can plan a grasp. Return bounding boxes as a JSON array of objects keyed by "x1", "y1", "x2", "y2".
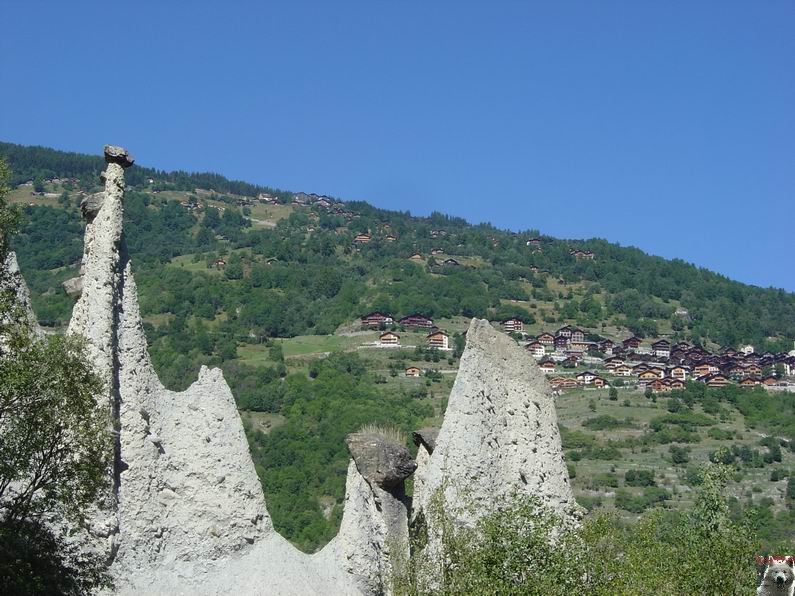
[
  {"x1": 360, "y1": 312, "x2": 450, "y2": 351},
  {"x1": 520, "y1": 325, "x2": 794, "y2": 393}
]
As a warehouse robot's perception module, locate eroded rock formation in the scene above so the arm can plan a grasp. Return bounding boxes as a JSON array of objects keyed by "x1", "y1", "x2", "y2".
[
  {"x1": 411, "y1": 319, "x2": 580, "y2": 548},
  {"x1": 64, "y1": 146, "x2": 393, "y2": 594},
  {"x1": 0, "y1": 251, "x2": 39, "y2": 336},
  {"x1": 9, "y1": 145, "x2": 578, "y2": 594}
]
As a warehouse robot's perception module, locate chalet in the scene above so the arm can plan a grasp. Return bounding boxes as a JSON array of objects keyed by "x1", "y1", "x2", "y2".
[
  {"x1": 570, "y1": 249, "x2": 595, "y2": 260},
  {"x1": 430, "y1": 248, "x2": 444, "y2": 255},
  {"x1": 265, "y1": 257, "x2": 279, "y2": 265},
  {"x1": 721, "y1": 347, "x2": 737, "y2": 357},
  {"x1": 430, "y1": 229, "x2": 447, "y2": 238},
  {"x1": 576, "y1": 371, "x2": 597, "y2": 385},
  {"x1": 669, "y1": 348, "x2": 688, "y2": 362},
  {"x1": 537, "y1": 332, "x2": 555, "y2": 347},
  {"x1": 674, "y1": 307, "x2": 691, "y2": 320},
  {"x1": 592, "y1": 376, "x2": 609, "y2": 388},
  {"x1": 649, "y1": 379, "x2": 667, "y2": 393},
  {"x1": 762, "y1": 376, "x2": 778, "y2": 386},
  {"x1": 651, "y1": 339, "x2": 671, "y2": 358},
  {"x1": 570, "y1": 328, "x2": 585, "y2": 343},
  {"x1": 404, "y1": 366, "x2": 422, "y2": 378},
  {"x1": 525, "y1": 341, "x2": 546, "y2": 359},
  {"x1": 669, "y1": 365, "x2": 690, "y2": 381},
  {"x1": 565, "y1": 349, "x2": 585, "y2": 361},
  {"x1": 614, "y1": 364, "x2": 633, "y2": 377},
  {"x1": 648, "y1": 366, "x2": 666, "y2": 379},
  {"x1": 213, "y1": 258, "x2": 226, "y2": 268},
  {"x1": 668, "y1": 379, "x2": 685, "y2": 390},
  {"x1": 399, "y1": 314, "x2": 434, "y2": 329},
  {"x1": 727, "y1": 364, "x2": 746, "y2": 378},
  {"x1": 408, "y1": 253, "x2": 424, "y2": 262},
  {"x1": 538, "y1": 360, "x2": 556, "y2": 374},
  {"x1": 502, "y1": 318, "x2": 524, "y2": 333},
  {"x1": 526, "y1": 238, "x2": 542, "y2": 246},
  {"x1": 442, "y1": 258, "x2": 460, "y2": 267},
  {"x1": 623, "y1": 336, "x2": 642, "y2": 350},
  {"x1": 549, "y1": 376, "x2": 577, "y2": 389},
  {"x1": 603, "y1": 358, "x2": 622, "y2": 370},
  {"x1": 554, "y1": 335, "x2": 570, "y2": 351},
  {"x1": 427, "y1": 330, "x2": 450, "y2": 350},
  {"x1": 561, "y1": 356, "x2": 579, "y2": 368},
  {"x1": 638, "y1": 369, "x2": 662, "y2": 384},
  {"x1": 740, "y1": 345, "x2": 755, "y2": 356},
  {"x1": 693, "y1": 363, "x2": 716, "y2": 378},
  {"x1": 744, "y1": 364, "x2": 763, "y2": 377},
  {"x1": 598, "y1": 339, "x2": 615, "y2": 355},
  {"x1": 385, "y1": 234, "x2": 397, "y2": 242},
  {"x1": 703, "y1": 374, "x2": 730, "y2": 388},
  {"x1": 379, "y1": 332, "x2": 400, "y2": 346},
  {"x1": 353, "y1": 233, "x2": 371, "y2": 244},
  {"x1": 570, "y1": 341, "x2": 592, "y2": 352},
  {"x1": 556, "y1": 325, "x2": 575, "y2": 339},
  {"x1": 361, "y1": 312, "x2": 394, "y2": 328},
  {"x1": 738, "y1": 377, "x2": 759, "y2": 387},
  {"x1": 632, "y1": 363, "x2": 650, "y2": 375}
]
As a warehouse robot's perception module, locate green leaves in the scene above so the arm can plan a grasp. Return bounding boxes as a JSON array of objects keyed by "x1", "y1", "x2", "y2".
[{"x1": 0, "y1": 332, "x2": 110, "y2": 522}]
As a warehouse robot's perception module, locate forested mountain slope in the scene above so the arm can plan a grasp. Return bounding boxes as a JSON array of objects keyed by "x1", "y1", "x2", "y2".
[{"x1": 4, "y1": 141, "x2": 795, "y2": 551}]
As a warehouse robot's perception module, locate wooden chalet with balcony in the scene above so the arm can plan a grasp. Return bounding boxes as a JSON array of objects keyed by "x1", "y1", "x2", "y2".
[
  {"x1": 525, "y1": 341, "x2": 546, "y2": 359},
  {"x1": 379, "y1": 331, "x2": 401, "y2": 346},
  {"x1": 622, "y1": 336, "x2": 642, "y2": 350},
  {"x1": 538, "y1": 360, "x2": 556, "y2": 374},
  {"x1": 361, "y1": 312, "x2": 394, "y2": 328},
  {"x1": 537, "y1": 332, "x2": 555, "y2": 347},
  {"x1": 502, "y1": 318, "x2": 524, "y2": 333},
  {"x1": 651, "y1": 339, "x2": 671, "y2": 358},
  {"x1": 399, "y1": 314, "x2": 434, "y2": 329},
  {"x1": 426, "y1": 330, "x2": 450, "y2": 350}
]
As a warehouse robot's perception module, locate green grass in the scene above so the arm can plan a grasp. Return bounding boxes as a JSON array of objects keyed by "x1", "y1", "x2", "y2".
[
  {"x1": 242, "y1": 411, "x2": 286, "y2": 434},
  {"x1": 556, "y1": 387, "x2": 794, "y2": 518}
]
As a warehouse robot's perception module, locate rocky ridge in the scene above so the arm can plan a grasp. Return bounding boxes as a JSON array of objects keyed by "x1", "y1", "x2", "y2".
[{"x1": 11, "y1": 146, "x2": 578, "y2": 594}]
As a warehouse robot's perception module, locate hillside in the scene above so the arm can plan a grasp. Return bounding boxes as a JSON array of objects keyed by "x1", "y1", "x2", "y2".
[{"x1": 3, "y1": 141, "x2": 795, "y2": 551}]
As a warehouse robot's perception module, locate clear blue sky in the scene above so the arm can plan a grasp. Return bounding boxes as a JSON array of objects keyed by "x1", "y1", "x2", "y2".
[{"x1": 2, "y1": 1, "x2": 793, "y2": 289}]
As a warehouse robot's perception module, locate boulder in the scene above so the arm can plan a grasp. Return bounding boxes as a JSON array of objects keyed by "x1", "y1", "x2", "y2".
[
  {"x1": 62, "y1": 275, "x2": 83, "y2": 298},
  {"x1": 104, "y1": 144, "x2": 135, "y2": 168},
  {"x1": 346, "y1": 430, "x2": 416, "y2": 489}
]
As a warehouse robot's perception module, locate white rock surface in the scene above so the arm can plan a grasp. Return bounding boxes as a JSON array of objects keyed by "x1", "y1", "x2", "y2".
[
  {"x1": 0, "y1": 251, "x2": 40, "y2": 338},
  {"x1": 414, "y1": 318, "x2": 579, "y2": 526},
  {"x1": 66, "y1": 147, "x2": 396, "y2": 594},
  {"x1": 16, "y1": 145, "x2": 577, "y2": 594}
]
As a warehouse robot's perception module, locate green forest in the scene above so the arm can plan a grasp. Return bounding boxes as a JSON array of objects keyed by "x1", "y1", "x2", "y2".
[{"x1": 5, "y1": 141, "x2": 795, "y2": 552}]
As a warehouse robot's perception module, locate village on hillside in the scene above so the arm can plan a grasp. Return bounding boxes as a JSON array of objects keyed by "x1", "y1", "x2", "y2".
[{"x1": 360, "y1": 311, "x2": 795, "y2": 394}]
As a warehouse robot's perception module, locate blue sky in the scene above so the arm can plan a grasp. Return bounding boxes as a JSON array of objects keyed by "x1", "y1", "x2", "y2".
[{"x1": 2, "y1": 1, "x2": 793, "y2": 289}]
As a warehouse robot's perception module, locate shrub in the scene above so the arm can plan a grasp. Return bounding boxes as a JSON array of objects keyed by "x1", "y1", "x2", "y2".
[
  {"x1": 670, "y1": 445, "x2": 691, "y2": 464},
  {"x1": 625, "y1": 469, "x2": 656, "y2": 487}
]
